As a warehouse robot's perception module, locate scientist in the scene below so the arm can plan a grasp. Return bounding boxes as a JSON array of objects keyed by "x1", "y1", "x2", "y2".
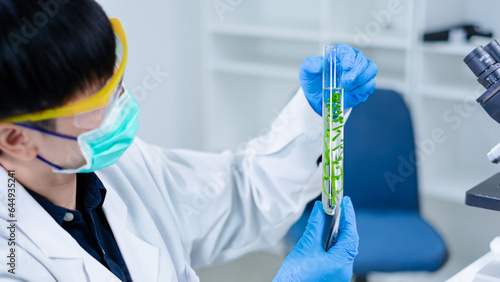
[{"x1": 0, "y1": 0, "x2": 377, "y2": 281}]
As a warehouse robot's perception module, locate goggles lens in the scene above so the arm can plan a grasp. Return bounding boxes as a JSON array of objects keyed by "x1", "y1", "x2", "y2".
[
  {"x1": 73, "y1": 32, "x2": 126, "y2": 129},
  {"x1": 74, "y1": 79, "x2": 125, "y2": 129}
]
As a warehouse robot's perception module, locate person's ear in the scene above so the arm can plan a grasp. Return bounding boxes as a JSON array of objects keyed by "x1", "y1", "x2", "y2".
[{"x1": 0, "y1": 123, "x2": 38, "y2": 160}]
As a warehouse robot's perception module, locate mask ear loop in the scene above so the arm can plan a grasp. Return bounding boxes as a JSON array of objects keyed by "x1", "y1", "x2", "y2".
[
  {"x1": 13, "y1": 123, "x2": 77, "y2": 140},
  {"x1": 13, "y1": 123, "x2": 78, "y2": 171},
  {"x1": 36, "y1": 156, "x2": 63, "y2": 170}
]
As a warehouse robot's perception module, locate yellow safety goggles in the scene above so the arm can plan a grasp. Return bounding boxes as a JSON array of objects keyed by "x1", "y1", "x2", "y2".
[{"x1": 1, "y1": 18, "x2": 128, "y2": 126}]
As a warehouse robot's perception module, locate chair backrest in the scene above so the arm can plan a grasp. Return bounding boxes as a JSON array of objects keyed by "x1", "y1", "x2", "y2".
[{"x1": 344, "y1": 89, "x2": 419, "y2": 212}]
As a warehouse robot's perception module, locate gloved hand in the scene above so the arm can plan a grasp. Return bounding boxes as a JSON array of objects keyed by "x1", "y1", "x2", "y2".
[
  {"x1": 299, "y1": 44, "x2": 378, "y2": 115},
  {"x1": 273, "y1": 197, "x2": 359, "y2": 282}
]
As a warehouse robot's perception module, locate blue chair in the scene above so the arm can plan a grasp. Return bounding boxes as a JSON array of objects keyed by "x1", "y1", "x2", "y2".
[
  {"x1": 287, "y1": 89, "x2": 447, "y2": 281},
  {"x1": 345, "y1": 89, "x2": 447, "y2": 281}
]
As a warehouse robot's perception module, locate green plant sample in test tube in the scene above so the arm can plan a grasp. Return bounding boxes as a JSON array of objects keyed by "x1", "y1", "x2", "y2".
[{"x1": 322, "y1": 46, "x2": 344, "y2": 216}]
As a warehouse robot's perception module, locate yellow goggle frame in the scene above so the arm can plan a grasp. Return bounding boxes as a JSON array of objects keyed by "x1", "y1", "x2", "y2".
[{"x1": 1, "y1": 18, "x2": 128, "y2": 123}]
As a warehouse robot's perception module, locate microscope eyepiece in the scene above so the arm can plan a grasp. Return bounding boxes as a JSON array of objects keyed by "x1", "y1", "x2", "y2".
[{"x1": 464, "y1": 40, "x2": 500, "y2": 125}]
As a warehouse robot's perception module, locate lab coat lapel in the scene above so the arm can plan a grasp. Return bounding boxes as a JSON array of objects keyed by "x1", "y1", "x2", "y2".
[
  {"x1": 102, "y1": 183, "x2": 160, "y2": 282},
  {"x1": 14, "y1": 173, "x2": 119, "y2": 281}
]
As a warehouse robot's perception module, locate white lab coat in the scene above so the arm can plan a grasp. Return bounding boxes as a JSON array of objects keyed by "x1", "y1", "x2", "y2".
[{"x1": 0, "y1": 89, "x2": 328, "y2": 281}]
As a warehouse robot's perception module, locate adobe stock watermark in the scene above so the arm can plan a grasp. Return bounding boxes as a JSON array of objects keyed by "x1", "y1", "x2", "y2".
[
  {"x1": 8, "y1": 0, "x2": 71, "y2": 53},
  {"x1": 6, "y1": 170, "x2": 17, "y2": 275},
  {"x1": 241, "y1": 106, "x2": 298, "y2": 155},
  {"x1": 131, "y1": 65, "x2": 170, "y2": 102},
  {"x1": 384, "y1": 127, "x2": 448, "y2": 192},
  {"x1": 354, "y1": 0, "x2": 404, "y2": 47},
  {"x1": 384, "y1": 86, "x2": 483, "y2": 192},
  {"x1": 212, "y1": 0, "x2": 244, "y2": 21}
]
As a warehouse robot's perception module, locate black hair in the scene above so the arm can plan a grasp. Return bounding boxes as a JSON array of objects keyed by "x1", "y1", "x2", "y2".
[
  {"x1": 0, "y1": 0, "x2": 116, "y2": 122},
  {"x1": 0, "y1": 0, "x2": 116, "y2": 156}
]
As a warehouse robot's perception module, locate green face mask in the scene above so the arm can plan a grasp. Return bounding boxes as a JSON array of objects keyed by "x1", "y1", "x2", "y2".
[
  {"x1": 16, "y1": 88, "x2": 139, "y2": 173},
  {"x1": 74, "y1": 88, "x2": 139, "y2": 173}
]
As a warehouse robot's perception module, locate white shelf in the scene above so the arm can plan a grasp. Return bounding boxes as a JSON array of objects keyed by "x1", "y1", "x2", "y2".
[
  {"x1": 326, "y1": 32, "x2": 410, "y2": 50},
  {"x1": 422, "y1": 42, "x2": 478, "y2": 57},
  {"x1": 209, "y1": 60, "x2": 299, "y2": 80},
  {"x1": 207, "y1": 23, "x2": 410, "y2": 50},
  {"x1": 420, "y1": 85, "x2": 478, "y2": 102},
  {"x1": 210, "y1": 61, "x2": 409, "y2": 87},
  {"x1": 208, "y1": 23, "x2": 320, "y2": 42}
]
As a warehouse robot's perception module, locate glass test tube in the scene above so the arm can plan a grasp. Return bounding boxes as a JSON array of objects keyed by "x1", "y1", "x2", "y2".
[{"x1": 322, "y1": 46, "x2": 344, "y2": 218}]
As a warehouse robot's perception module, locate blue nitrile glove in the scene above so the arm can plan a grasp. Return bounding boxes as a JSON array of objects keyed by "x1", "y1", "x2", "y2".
[
  {"x1": 299, "y1": 44, "x2": 378, "y2": 115},
  {"x1": 273, "y1": 197, "x2": 359, "y2": 282}
]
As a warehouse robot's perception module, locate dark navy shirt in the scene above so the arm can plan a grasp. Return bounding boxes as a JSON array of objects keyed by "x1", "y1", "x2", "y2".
[{"x1": 26, "y1": 173, "x2": 132, "y2": 282}]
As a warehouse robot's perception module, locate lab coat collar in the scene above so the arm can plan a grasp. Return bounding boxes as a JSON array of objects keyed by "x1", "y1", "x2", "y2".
[
  {"x1": 14, "y1": 172, "x2": 81, "y2": 260},
  {"x1": 100, "y1": 179, "x2": 160, "y2": 282},
  {"x1": 11, "y1": 169, "x2": 120, "y2": 280},
  {"x1": 5, "y1": 168, "x2": 159, "y2": 281}
]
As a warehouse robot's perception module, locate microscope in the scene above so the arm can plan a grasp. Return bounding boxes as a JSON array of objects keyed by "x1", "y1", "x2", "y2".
[
  {"x1": 464, "y1": 40, "x2": 500, "y2": 212},
  {"x1": 459, "y1": 40, "x2": 500, "y2": 281}
]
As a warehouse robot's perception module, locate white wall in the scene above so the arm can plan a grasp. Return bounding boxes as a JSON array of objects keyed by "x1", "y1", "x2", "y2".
[{"x1": 96, "y1": 0, "x2": 203, "y2": 150}]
